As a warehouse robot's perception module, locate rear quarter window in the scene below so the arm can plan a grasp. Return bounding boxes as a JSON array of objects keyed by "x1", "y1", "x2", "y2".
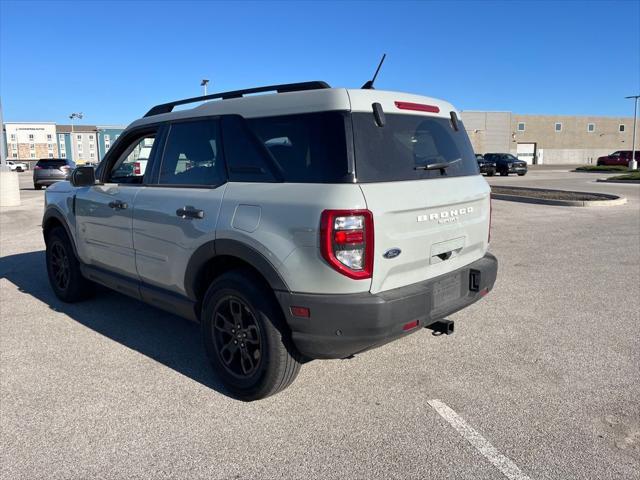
[
  {"x1": 247, "y1": 112, "x2": 352, "y2": 183},
  {"x1": 352, "y1": 113, "x2": 479, "y2": 182}
]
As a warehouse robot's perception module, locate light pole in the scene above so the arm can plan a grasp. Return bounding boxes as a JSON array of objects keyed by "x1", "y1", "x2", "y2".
[
  {"x1": 201, "y1": 79, "x2": 210, "y2": 96},
  {"x1": 625, "y1": 95, "x2": 639, "y2": 171},
  {"x1": 69, "y1": 112, "x2": 83, "y2": 163},
  {"x1": 0, "y1": 97, "x2": 6, "y2": 169}
]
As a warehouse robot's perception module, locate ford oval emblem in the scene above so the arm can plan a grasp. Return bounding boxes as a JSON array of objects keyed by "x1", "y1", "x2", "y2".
[{"x1": 383, "y1": 248, "x2": 402, "y2": 259}]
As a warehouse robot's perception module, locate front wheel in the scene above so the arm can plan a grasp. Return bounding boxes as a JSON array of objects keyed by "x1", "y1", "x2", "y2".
[
  {"x1": 45, "y1": 226, "x2": 94, "y2": 302},
  {"x1": 517, "y1": 173, "x2": 526, "y2": 176},
  {"x1": 201, "y1": 269, "x2": 301, "y2": 401},
  {"x1": 500, "y1": 170, "x2": 508, "y2": 176},
  {"x1": 486, "y1": 171, "x2": 495, "y2": 177}
]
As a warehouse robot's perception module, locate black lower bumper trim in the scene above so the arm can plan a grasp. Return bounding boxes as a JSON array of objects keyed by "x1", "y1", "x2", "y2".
[{"x1": 276, "y1": 252, "x2": 498, "y2": 359}]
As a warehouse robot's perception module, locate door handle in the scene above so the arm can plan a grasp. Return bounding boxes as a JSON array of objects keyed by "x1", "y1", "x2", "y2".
[
  {"x1": 176, "y1": 206, "x2": 205, "y2": 219},
  {"x1": 108, "y1": 200, "x2": 128, "y2": 210}
]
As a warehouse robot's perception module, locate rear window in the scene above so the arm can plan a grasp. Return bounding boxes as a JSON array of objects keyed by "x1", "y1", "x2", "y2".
[
  {"x1": 35, "y1": 159, "x2": 70, "y2": 169},
  {"x1": 247, "y1": 112, "x2": 352, "y2": 183},
  {"x1": 352, "y1": 113, "x2": 479, "y2": 182}
]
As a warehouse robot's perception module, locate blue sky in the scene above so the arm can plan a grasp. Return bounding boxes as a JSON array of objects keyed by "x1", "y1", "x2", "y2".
[{"x1": 1, "y1": 0, "x2": 638, "y2": 125}]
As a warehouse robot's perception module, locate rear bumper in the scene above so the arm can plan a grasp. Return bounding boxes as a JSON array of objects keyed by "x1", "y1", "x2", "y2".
[
  {"x1": 34, "y1": 176, "x2": 68, "y2": 186},
  {"x1": 277, "y1": 252, "x2": 498, "y2": 359}
]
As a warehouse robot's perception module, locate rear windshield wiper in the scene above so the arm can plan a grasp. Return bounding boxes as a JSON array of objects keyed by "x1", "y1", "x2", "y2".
[{"x1": 414, "y1": 157, "x2": 462, "y2": 171}]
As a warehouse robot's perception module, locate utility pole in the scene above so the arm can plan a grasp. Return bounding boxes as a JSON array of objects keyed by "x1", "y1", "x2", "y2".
[
  {"x1": 201, "y1": 79, "x2": 210, "y2": 96},
  {"x1": 625, "y1": 95, "x2": 639, "y2": 171}
]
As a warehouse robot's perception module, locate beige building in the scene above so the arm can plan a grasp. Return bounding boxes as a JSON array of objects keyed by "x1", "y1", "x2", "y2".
[
  {"x1": 5, "y1": 122, "x2": 58, "y2": 164},
  {"x1": 462, "y1": 112, "x2": 638, "y2": 165}
]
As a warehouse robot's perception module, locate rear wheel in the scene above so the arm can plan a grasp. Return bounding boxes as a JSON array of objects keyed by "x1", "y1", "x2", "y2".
[
  {"x1": 45, "y1": 226, "x2": 94, "y2": 302},
  {"x1": 500, "y1": 170, "x2": 508, "y2": 176},
  {"x1": 201, "y1": 269, "x2": 301, "y2": 401},
  {"x1": 486, "y1": 171, "x2": 494, "y2": 177}
]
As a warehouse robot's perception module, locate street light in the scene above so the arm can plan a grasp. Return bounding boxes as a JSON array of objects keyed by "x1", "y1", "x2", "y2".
[
  {"x1": 69, "y1": 112, "x2": 83, "y2": 162},
  {"x1": 625, "y1": 95, "x2": 639, "y2": 171},
  {"x1": 201, "y1": 79, "x2": 210, "y2": 96}
]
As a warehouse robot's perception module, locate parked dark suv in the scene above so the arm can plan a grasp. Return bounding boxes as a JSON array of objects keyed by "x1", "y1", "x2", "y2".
[
  {"x1": 596, "y1": 150, "x2": 640, "y2": 167},
  {"x1": 483, "y1": 153, "x2": 527, "y2": 176},
  {"x1": 33, "y1": 158, "x2": 75, "y2": 190},
  {"x1": 475, "y1": 154, "x2": 496, "y2": 176}
]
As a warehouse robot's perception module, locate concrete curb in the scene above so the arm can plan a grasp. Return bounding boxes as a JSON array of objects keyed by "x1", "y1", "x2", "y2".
[
  {"x1": 491, "y1": 186, "x2": 627, "y2": 207},
  {"x1": 596, "y1": 178, "x2": 640, "y2": 184}
]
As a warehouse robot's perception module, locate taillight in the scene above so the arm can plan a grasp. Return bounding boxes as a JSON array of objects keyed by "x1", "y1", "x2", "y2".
[
  {"x1": 320, "y1": 209, "x2": 374, "y2": 280},
  {"x1": 133, "y1": 162, "x2": 141, "y2": 175}
]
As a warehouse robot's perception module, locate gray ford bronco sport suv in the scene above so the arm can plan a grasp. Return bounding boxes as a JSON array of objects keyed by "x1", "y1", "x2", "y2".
[{"x1": 43, "y1": 81, "x2": 498, "y2": 400}]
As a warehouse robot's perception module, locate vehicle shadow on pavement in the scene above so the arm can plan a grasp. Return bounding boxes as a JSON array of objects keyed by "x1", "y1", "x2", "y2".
[{"x1": 0, "y1": 250, "x2": 231, "y2": 397}]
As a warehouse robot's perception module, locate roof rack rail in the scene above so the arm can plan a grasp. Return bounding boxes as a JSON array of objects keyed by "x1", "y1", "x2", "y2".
[{"x1": 144, "y1": 81, "x2": 331, "y2": 117}]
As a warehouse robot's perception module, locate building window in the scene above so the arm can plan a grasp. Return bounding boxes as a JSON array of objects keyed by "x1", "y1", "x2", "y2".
[
  {"x1": 90, "y1": 143, "x2": 95, "y2": 150},
  {"x1": 555, "y1": 122, "x2": 562, "y2": 132},
  {"x1": 89, "y1": 134, "x2": 94, "y2": 140},
  {"x1": 28, "y1": 134, "x2": 34, "y2": 141},
  {"x1": 90, "y1": 152, "x2": 95, "y2": 158},
  {"x1": 10, "y1": 134, "x2": 16, "y2": 141},
  {"x1": 105, "y1": 143, "x2": 110, "y2": 150},
  {"x1": 59, "y1": 134, "x2": 65, "y2": 141},
  {"x1": 104, "y1": 134, "x2": 110, "y2": 141},
  {"x1": 587, "y1": 123, "x2": 595, "y2": 132},
  {"x1": 61, "y1": 152, "x2": 66, "y2": 158},
  {"x1": 48, "y1": 153, "x2": 54, "y2": 158},
  {"x1": 11, "y1": 143, "x2": 17, "y2": 150},
  {"x1": 30, "y1": 153, "x2": 35, "y2": 159},
  {"x1": 29, "y1": 143, "x2": 35, "y2": 150},
  {"x1": 12, "y1": 153, "x2": 18, "y2": 158},
  {"x1": 48, "y1": 143, "x2": 53, "y2": 149},
  {"x1": 59, "y1": 143, "x2": 65, "y2": 151},
  {"x1": 619, "y1": 124, "x2": 625, "y2": 132},
  {"x1": 517, "y1": 122, "x2": 525, "y2": 132},
  {"x1": 77, "y1": 134, "x2": 82, "y2": 141},
  {"x1": 47, "y1": 134, "x2": 52, "y2": 141}
]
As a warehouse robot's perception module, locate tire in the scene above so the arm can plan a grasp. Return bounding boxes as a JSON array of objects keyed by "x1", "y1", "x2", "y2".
[
  {"x1": 500, "y1": 170, "x2": 508, "y2": 176},
  {"x1": 487, "y1": 171, "x2": 494, "y2": 177},
  {"x1": 201, "y1": 269, "x2": 301, "y2": 401},
  {"x1": 34, "y1": 184, "x2": 42, "y2": 190},
  {"x1": 45, "y1": 226, "x2": 94, "y2": 302},
  {"x1": 517, "y1": 173, "x2": 526, "y2": 176}
]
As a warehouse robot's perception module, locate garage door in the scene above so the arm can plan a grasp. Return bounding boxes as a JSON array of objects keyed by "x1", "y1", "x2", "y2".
[{"x1": 517, "y1": 143, "x2": 536, "y2": 165}]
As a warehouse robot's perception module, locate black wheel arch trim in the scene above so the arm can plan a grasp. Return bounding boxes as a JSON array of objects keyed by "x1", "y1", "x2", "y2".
[
  {"x1": 184, "y1": 239, "x2": 290, "y2": 301},
  {"x1": 42, "y1": 207, "x2": 79, "y2": 257}
]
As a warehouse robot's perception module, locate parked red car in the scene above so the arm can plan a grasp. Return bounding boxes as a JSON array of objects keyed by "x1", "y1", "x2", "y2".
[{"x1": 596, "y1": 150, "x2": 640, "y2": 167}]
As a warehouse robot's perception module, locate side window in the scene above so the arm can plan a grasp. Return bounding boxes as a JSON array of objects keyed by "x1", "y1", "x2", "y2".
[
  {"x1": 221, "y1": 115, "x2": 277, "y2": 182},
  {"x1": 159, "y1": 120, "x2": 225, "y2": 186},
  {"x1": 109, "y1": 134, "x2": 156, "y2": 184},
  {"x1": 247, "y1": 112, "x2": 350, "y2": 183}
]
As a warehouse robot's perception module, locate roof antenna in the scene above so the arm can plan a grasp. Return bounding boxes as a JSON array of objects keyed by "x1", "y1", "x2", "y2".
[{"x1": 361, "y1": 54, "x2": 386, "y2": 89}]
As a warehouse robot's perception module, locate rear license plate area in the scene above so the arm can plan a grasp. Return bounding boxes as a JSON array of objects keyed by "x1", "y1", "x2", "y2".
[{"x1": 432, "y1": 273, "x2": 462, "y2": 311}]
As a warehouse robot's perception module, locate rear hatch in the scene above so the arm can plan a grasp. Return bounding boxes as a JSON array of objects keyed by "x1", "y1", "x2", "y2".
[
  {"x1": 350, "y1": 97, "x2": 490, "y2": 294},
  {"x1": 35, "y1": 159, "x2": 72, "y2": 176}
]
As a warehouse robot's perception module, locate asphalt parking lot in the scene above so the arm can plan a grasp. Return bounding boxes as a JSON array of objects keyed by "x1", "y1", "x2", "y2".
[{"x1": 1, "y1": 169, "x2": 639, "y2": 479}]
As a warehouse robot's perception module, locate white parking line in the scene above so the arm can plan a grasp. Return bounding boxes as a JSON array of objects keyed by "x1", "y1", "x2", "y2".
[{"x1": 428, "y1": 399, "x2": 531, "y2": 480}]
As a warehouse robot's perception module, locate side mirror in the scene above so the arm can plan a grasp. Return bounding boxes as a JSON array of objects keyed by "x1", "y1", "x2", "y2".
[{"x1": 70, "y1": 166, "x2": 97, "y2": 187}]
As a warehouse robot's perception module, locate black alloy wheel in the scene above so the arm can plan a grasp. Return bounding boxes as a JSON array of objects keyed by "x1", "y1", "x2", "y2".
[
  {"x1": 212, "y1": 296, "x2": 262, "y2": 378},
  {"x1": 49, "y1": 241, "x2": 71, "y2": 292}
]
